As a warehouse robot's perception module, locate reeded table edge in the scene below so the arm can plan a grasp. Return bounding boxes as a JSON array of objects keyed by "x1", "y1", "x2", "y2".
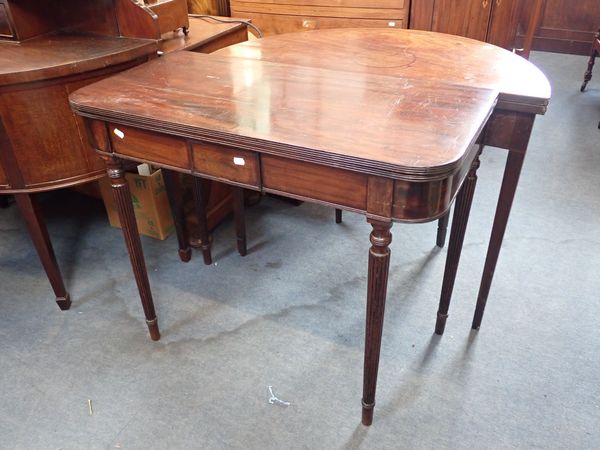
[{"x1": 70, "y1": 96, "x2": 497, "y2": 182}]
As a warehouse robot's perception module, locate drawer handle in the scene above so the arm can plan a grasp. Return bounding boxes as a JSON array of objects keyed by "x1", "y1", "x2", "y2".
[
  {"x1": 233, "y1": 157, "x2": 246, "y2": 166},
  {"x1": 113, "y1": 128, "x2": 125, "y2": 139}
]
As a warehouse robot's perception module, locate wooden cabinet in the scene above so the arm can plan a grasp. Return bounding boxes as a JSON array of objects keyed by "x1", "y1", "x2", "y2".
[
  {"x1": 518, "y1": 0, "x2": 600, "y2": 55},
  {"x1": 230, "y1": 0, "x2": 408, "y2": 36},
  {"x1": 410, "y1": 0, "x2": 521, "y2": 49}
]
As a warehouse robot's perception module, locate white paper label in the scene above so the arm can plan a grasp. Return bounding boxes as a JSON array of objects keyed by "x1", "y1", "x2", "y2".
[
  {"x1": 233, "y1": 157, "x2": 246, "y2": 166},
  {"x1": 113, "y1": 128, "x2": 125, "y2": 139},
  {"x1": 388, "y1": 21, "x2": 396, "y2": 27}
]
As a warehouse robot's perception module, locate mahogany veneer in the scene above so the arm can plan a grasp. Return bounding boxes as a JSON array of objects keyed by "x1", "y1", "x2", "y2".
[{"x1": 70, "y1": 28, "x2": 550, "y2": 425}]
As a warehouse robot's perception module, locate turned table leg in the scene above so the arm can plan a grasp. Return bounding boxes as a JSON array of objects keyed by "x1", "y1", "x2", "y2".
[
  {"x1": 435, "y1": 150, "x2": 482, "y2": 335},
  {"x1": 232, "y1": 187, "x2": 247, "y2": 256},
  {"x1": 362, "y1": 219, "x2": 392, "y2": 426},
  {"x1": 107, "y1": 157, "x2": 160, "y2": 341},
  {"x1": 162, "y1": 169, "x2": 191, "y2": 263},
  {"x1": 472, "y1": 150, "x2": 526, "y2": 330},
  {"x1": 436, "y1": 211, "x2": 450, "y2": 248},
  {"x1": 14, "y1": 193, "x2": 71, "y2": 310},
  {"x1": 192, "y1": 177, "x2": 212, "y2": 265},
  {"x1": 580, "y1": 29, "x2": 599, "y2": 92}
]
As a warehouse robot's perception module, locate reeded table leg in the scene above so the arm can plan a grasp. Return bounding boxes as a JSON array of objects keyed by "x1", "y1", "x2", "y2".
[
  {"x1": 472, "y1": 150, "x2": 526, "y2": 330},
  {"x1": 163, "y1": 169, "x2": 191, "y2": 263},
  {"x1": 14, "y1": 193, "x2": 71, "y2": 310},
  {"x1": 435, "y1": 151, "x2": 482, "y2": 335},
  {"x1": 436, "y1": 211, "x2": 450, "y2": 248},
  {"x1": 362, "y1": 219, "x2": 392, "y2": 426},
  {"x1": 192, "y1": 177, "x2": 212, "y2": 265},
  {"x1": 107, "y1": 157, "x2": 160, "y2": 341},
  {"x1": 232, "y1": 186, "x2": 247, "y2": 256}
]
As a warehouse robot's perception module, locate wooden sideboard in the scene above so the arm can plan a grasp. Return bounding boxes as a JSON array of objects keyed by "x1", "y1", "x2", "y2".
[
  {"x1": 410, "y1": 0, "x2": 522, "y2": 49},
  {"x1": 0, "y1": 0, "x2": 247, "y2": 309},
  {"x1": 230, "y1": 0, "x2": 409, "y2": 35},
  {"x1": 517, "y1": 0, "x2": 600, "y2": 55}
]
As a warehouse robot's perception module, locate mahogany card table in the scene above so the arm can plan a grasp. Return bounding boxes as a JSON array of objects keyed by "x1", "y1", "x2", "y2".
[{"x1": 69, "y1": 29, "x2": 550, "y2": 425}]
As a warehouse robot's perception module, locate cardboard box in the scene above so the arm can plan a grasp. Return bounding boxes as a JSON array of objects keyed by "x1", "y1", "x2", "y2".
[{"x1": 99, "y1": 169, "x2": 175, "y2": 240}]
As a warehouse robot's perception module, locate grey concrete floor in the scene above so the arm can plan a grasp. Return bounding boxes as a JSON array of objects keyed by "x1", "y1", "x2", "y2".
[{"x1": 1, "y1": 51, "x2": 599, "y2": 450}]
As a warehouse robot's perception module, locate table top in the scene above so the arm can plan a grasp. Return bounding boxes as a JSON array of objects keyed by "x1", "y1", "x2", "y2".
[
  {"x1": 0, "y1": 33, "x2": 156, "y2": 86},
  {"x1": 70, "y1": 46, "x2": 498, "y2": 181},
  {"x1": 216, "y1": 29, "x2": 551, "y2": 114},
  {"x1": 159, "y1": 16, "x2": 248, "y2": 54}
]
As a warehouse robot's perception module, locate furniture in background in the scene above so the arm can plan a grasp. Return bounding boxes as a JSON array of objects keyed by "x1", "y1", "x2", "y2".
[
  {"x1": 70, "y1": 28, "x2": 549, "y2": 425},
  {"x1": 230, "y1": 0, "x2": 409, "y2": 35},
  {"x1": 580, "y1": 27, "x2": 600, "y2": 129},
  {"x1": 581, "y1": 28, "x2": 600, "y2": 92},
  {"x1": 517, "y1": 0, "x2": 600, "y2": 55},
  {"x1": 410, "y1": 0, "x2": 521, "y2": 49},
  {"x1": 0, "y1": 0, "x2": 247, "y2": 309}
]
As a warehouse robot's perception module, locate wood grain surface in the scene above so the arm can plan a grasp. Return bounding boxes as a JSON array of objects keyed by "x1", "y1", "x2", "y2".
[
  {"x1": 70, "y1": 48, "x2": 497, "y2": 181},
  {"x1": 215, "y1": 28, "x2": 551, "y2": 113}
]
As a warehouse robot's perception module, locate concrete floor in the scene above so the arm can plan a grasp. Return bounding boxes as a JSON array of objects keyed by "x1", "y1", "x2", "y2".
[{"x1": 1, "y1": 51, "x2": 599, "y2": 450}]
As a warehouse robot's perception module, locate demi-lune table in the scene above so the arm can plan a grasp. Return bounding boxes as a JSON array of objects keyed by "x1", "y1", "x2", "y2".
[{"x1": 69, "y1": 29, "x2": 550, "y2": 425}]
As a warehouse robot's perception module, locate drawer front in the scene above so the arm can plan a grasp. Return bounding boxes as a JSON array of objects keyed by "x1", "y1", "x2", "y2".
[
  {"x1": 192, "y1": 142, "x2": 260, "y2": 188},
  {"x1": 231, "y1": 2, "x2": 405, "y2": 19},
  {"x1": 262, "y1": 155, "x2": 367, "y2": 210},
  {"x1": 231, "y1": 0, "x2": 403, "y2": 8},
  {"x1": 0, "y1": 3, "x2": 14, "y2": 38},
  {"x1": 109, "y1": 124, "x2": 189, "y2": 169},
  {"x1": 235, "y1": 13, "x2": 405, "y2": 35},
  {"x1": 231, "y1": 0, "x2": 407, "y2": 35}
]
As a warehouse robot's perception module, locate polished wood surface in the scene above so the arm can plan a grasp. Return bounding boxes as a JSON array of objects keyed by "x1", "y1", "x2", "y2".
[
  {"x1": 216, "y1": 29, "x2": 550, "y2": 113},
  {"x1": 70, "y1": 51, "x2": 496, "y2": 186},
  {"x1": 159, "y1": 16, "x2": 248, "y2": 53},
  {"x1": 70, "y1": 28, "x2": 550, "y2": 425},
  {"x1": 230, "y1": 0, "x2": 407, "y2": 35}
]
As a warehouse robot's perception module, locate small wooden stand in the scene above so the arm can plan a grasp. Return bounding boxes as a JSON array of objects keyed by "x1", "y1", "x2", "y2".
[{"x1": 116, "y1": 0, "x2": 190, "y2": 39}]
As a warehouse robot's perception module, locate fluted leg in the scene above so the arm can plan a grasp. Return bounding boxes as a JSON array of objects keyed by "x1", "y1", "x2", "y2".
[
  {"x1": 335, "y1": 208, "x2": 342, "y2": 224},
  {"x1": 163, "y1": 169, "x2": 191, "y2": 262},
  {"x1": 472, "y1": 150, "x2": 525, "y2": 330},
  {"x1": 192, "y1": 177, "x2": 212, "y2": 265},
  {"x1": 107, "y1": 157, "x2": 160, "y2": 341},
  {"x1": 232, "y1": 187, "x2": 247, "y2": 256},
  {"x1": 362, "y1": 219, "x2": 392, "y2": 426},
  {"x1": 436, "y1": 211, "x2": 450, "y2": 248},
  {"x1": 14, "y1": 193, "x2": 71, "y2": 310},
  {"x1": 435, "y1": 151, "x2": 482, "y2": 335}
]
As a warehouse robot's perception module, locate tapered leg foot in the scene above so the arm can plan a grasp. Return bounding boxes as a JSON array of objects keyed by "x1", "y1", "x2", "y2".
[
  {"x1": 107, "y1": 157, "x2": 160, "y2": 341},
  {"x1": 56, "y1": 294, "x2": 71, "y2": 310},
  {"x1": 14, "y1": 193, "x2": 71, "y2": 310},
  {"x1": 232, "y1": 187, "x2": 247, "y2": 256},
  {"x1": 193, "y1": 178, "x2": 212, "y2": 265},
  {"x1": 362, "y1": 400, "x2": 375, "y2": 426},
  {"x1": 362, "y1": 219, "x2": 392, "y2": 426},
  {"x1": 146, "y1": 318, "x2": 161, "y2": 341},
  {"x1": 163, "y1": 169, "x2": 192, "y2": 263},
  {"x1": 436, "y1": 211, "x2": 450, "y2": 248},
  {"x1": 473, "y1": 143, "x2": 529, "y2": 330},
  {"x1": 435, "y1": 149, "x2": 481, "y2": 335},
  {"x1": 335, "y1": 209, "x2": 342, "y2": 224}
]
